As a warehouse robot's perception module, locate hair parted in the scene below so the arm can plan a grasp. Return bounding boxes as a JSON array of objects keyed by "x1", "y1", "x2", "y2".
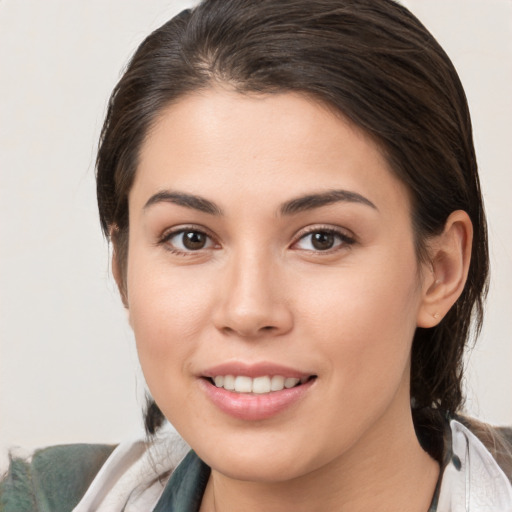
[{"x1": 97, "y1": 0, "x2": 489, "y2": 449}]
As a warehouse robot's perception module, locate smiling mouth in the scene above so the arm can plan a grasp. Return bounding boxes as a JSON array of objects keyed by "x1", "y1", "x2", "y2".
[{"x1": 205, "y1": 375, "x2": 317, "y2": 394}]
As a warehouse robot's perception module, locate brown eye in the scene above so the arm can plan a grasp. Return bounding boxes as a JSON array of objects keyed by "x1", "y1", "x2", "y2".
[
  {"x1": 311, "y1": 232, "x2": 335, "y2": 250},
  {"x1": 163, "y1": 229, "x2": 215, "y2": 253},
  {"x1": 182, "y1": 231, "x2": 208, "y2": 250},
  {"x1": 294, "y1": 228, "x2": 354, "y2": 252}
]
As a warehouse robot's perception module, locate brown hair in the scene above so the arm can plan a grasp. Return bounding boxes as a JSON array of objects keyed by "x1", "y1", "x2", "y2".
[{"x1": 97, "y1": 0, "x2": 489, "y2": 445}]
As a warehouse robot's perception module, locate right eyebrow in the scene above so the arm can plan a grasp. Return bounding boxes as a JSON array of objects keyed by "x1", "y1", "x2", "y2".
[
  {"x1": 280, "y1": 189, "x2": 377, "y2": 216},
  {"x1": 143, "y1": 190, "x2": 223, "y2": 216}
]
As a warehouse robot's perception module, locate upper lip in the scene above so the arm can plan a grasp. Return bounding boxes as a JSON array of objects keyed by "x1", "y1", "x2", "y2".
[{"x1": 201, "y1": 361, "x2": 315, "y2": 379}]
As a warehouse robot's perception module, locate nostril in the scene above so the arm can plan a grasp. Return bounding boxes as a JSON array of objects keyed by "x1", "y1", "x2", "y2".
[{"x1": 221, "y1": 324, "x2": 276, "y2": 336}]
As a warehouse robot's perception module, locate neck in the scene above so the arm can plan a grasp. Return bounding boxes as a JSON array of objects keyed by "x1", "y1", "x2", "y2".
[{"x1": 201, "y1": 390, "x2": 439, "y2": 512}]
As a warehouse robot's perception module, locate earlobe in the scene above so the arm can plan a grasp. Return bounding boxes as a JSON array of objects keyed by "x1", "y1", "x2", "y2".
[
  {"x1": 417, "y1": 210, "x2": 473, "y2": 328},
  {"x1": 110, "y1": 227, "x2": 130, "y2": 310},
  {"x1": 112, "y1": 251, "x2": 128, "y2": 309}
]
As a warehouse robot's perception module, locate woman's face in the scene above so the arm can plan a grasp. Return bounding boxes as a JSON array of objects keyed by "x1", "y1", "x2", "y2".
[{"x1": 125, "y1": 88, "x2": 431, "y2": 481}]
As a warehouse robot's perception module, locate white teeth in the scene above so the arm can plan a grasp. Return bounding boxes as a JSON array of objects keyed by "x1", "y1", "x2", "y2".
[
  {"x1": 234, "y1": 376, "x2": 252, "y2": 393},
  {"x1": 284, "y1": 377, "x2": 300, "y2": 388},
  {"x1": 270, "y1": 375, "x2": 284, "y2": 391},
  {"x1": 252, "y1": 376, "x2": 271, "y2": 394},
  {"x1": 223, "y1": 375, "x2": 235, "y2": 390},
  {"x1": 211, "y1": 374, "x2": 305, "y2": 394}
]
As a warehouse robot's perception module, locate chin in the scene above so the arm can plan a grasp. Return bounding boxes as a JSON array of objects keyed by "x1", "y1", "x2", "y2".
[
  {"x1": 208, "y1": 451, "x2": 316, "y2": 483},
  {"x1": 190, "y1": 426, "x2": 339, "y2": 484}
]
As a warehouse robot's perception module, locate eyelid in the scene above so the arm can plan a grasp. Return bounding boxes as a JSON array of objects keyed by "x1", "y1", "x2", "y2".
[
  {"x1": 291, "y1": 225, "x2": 356, "y2": 251},
  {"x1": 158, "y1": 224, "x2": 220, "y2": 254}
]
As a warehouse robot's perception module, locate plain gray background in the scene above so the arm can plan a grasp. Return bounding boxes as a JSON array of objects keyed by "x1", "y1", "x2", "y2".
[{"x1": 1, "y1": 0, "x2": 511, "y2": 472}]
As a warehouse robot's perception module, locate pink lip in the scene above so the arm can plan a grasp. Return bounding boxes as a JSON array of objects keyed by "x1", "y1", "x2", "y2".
[
  {"x1": 201, "y1": 361, "x2": 313, "y2": 379},
  {"x1": 199, "y1": 367, "x2": 316, "y2": 421}
]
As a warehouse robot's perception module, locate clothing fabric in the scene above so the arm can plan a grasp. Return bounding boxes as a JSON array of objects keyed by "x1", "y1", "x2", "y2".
[
  {"x1": 2, "y1": 420, "x2": 511, "y2": 511},
  {"x1": 0, "y1": 444, "x2": 115, "y2": 512},
  {"x1": 437, "y1": 421, "x2": 512, "y2": 511}
]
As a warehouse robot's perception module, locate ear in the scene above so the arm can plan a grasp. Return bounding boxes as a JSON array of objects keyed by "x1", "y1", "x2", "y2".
[
  {"x1": 417, "y1": 210, "x2": 473, "y2": 328},
  {"x1": 110, "y1": 227, "x2": 130, "y2": 310}
]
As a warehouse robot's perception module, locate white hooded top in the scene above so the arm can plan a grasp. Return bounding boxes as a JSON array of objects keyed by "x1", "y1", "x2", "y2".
[{"x1": 72, "y1": 420, "x2": 512, "y2": 511}]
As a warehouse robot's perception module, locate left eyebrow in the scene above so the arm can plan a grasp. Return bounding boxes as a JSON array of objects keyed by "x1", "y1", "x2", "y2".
[
  {"x1": 280, "y1": 189, "x2": 377, "y2": 215},
  {"x1": 143, "y1": 191, "x2": 223, "y2": 215}
]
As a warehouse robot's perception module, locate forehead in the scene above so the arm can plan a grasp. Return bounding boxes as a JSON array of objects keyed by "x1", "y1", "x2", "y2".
[{"x1": 133, "y1": 87, "x2": 411, "y2": 217}]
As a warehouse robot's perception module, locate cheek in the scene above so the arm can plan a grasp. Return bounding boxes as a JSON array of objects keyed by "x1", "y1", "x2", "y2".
[
  {"x1": 296, "y1": 249, "x2": 421, "y2": 390},
  {"x1": 126, "y1": 249, "x2": 213, "y2": 394}
]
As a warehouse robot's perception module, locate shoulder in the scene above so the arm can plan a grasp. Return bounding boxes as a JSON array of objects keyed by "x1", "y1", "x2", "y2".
[
  {"x1": 73, "y1": 423, "x2": 190, "y2": 511},
  {"x1": 436, "y1": 418, "x2": 512, "y2": 511},
  {"x1": 0, "y1": 444, "x2": 115, "y2": 512},
  {"x1": 456, "y1": 415, "x2": 512, "y2": 483}
]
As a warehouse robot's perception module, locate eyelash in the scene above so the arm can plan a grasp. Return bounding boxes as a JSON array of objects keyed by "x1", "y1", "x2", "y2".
[
  {"x1": 158, "y1": 225, "x2": 219, "y2": 256},
  {"x1": 292, "y1": 226, "x2": 355, "y2": 253},
  {"x1": 157, "y1": 225, "x2": 355, "y2": 256},
  {"x1": 157, "y1": 226, "x2": 216, "y2": 256}
]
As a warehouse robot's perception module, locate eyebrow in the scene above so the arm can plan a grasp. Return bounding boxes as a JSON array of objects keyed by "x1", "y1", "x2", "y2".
[
  {"x1": 143, "y1": 188, "x2": 377, "y2": 216},
  {"x1": 144, "y1": 191, "x2": 223, "y2": 215},
  {"x1": 280, "y1": 189, "x2": 377, "y2": 215}
]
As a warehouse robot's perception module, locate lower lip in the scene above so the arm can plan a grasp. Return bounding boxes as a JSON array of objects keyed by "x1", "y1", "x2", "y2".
[{"x1": 199, "y1": 378, "x2": 316, "y2": 421}]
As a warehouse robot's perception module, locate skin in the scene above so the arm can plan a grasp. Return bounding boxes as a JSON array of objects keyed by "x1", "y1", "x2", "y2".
[{"x1": 119, "y1": 87, "x2": 472, "y2": 511}]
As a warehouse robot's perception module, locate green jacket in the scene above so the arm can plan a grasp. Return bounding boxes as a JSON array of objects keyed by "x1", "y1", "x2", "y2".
[
  {"x1": 0, "y1": 444, "x2": 115, "y2": 512},
  {"x1": 2, "y1": 419, "x2": 511, "y2": 511}
]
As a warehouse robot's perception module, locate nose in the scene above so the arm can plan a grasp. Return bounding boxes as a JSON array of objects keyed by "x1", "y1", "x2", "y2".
[{"x1": 212, "y1": 251, "x2": 293, "y2": 339}]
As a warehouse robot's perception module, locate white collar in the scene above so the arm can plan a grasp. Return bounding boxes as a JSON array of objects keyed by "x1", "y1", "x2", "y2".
[
  {"x1": 74, "y1": 419, "x2": 512, "y2": 511},
  {"x1": 72, "y1": 422, "x2": 189, "y2": 512},
  {"x1": 437, "y1": 420, "x2": 512, "y2": 511}
]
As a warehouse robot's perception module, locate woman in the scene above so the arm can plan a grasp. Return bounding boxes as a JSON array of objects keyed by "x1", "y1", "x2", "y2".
[{"x1": 2, "y1": 0, "x2": 511, "y2": 510}]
